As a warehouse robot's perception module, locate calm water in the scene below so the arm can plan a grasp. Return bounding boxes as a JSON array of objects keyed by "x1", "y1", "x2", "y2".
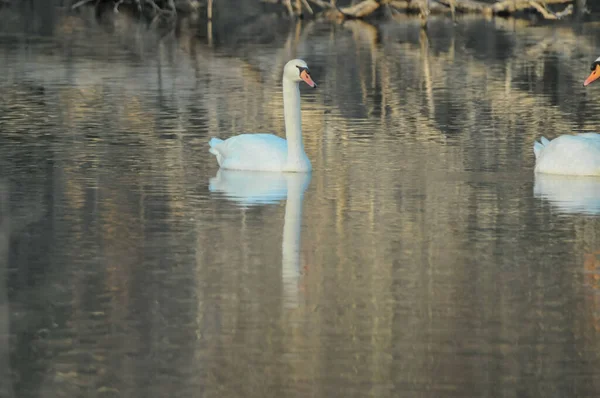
[{"x1": 1, "y1": 10, "x2": 600, "y2": 398}]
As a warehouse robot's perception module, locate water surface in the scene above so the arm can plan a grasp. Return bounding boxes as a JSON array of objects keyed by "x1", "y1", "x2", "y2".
[{"x1": 1, "y1": 11, "x2": 600, "y2": 398}]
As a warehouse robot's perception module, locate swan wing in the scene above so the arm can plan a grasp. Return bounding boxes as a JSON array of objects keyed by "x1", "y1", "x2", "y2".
[
  {"x1": 209, "y1": 133, "x2": 288, "y2": 171},
  {"x1": 535, "y1": 133, "x2": 600, "y2": 176}
]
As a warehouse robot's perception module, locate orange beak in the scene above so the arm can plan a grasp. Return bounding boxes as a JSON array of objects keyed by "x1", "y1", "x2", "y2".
[
  {"x1": 584, "y1": 65, "x2": 600, "y2": 87},
  {"x1": 300, "y1": 70, "x2": 317, "y2": 88}
]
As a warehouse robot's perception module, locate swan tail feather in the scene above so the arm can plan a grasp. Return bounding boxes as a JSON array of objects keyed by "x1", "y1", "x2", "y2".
[
  {"x1": 209, "y1": 137, "x2": 225, "y2": 166},
  {"x1": 533, "y1": 136, "x2": 550, "y2": 159},
  {"x1": 533, "y1": 141, "x2": 543, "y2": 159},
  {"x1": 209, "y1": 137, "x2": 223, "y2": 151}
]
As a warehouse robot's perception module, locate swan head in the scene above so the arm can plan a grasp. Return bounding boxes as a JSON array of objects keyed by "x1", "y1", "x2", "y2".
[
  {"x1": 584, "y1": 56, "x2": 600, "y2": 87},
  {"x1": 283, "y1": 59, "x2": 317, "y2": 88}
]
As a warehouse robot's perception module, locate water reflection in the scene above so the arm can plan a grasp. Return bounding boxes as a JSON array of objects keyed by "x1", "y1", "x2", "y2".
[
  {"x1": 210, "y1": 170, "x2": 311, "y2": 309},
  {"x1": 535, "y1": 174, "x2": 600, "y2": 215},
  {"x1": 0, "y1": 180, "x2": 14, "y2": 398}
]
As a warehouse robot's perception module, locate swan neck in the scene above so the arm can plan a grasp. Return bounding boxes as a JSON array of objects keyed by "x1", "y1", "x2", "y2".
[{"x1": 283, "y1": 79, "x2": 304, "y2": 162}]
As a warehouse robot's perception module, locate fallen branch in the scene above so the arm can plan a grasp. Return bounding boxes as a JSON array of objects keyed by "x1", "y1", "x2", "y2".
[
  {"x1": 434, "y1": 0, "x2": 486, "y2": 13},
  {"x1": 71, "y1": 0, "x2": 95, "y2": 10},
  {"x1": 388, "y1": 1, "x2": 434, "y2": 13},
  {"x1": 145, "y1": 0, "x2": 163, "y2": 12},
  {"x1": 283, "y1": 0, "x2": 295, "y2": 16},
  {"x1": 308, "y1": 0, "x2": 330, "y2": 7},
  {"x1": 320, "y1": 0, "x2": 577, "y2": 20},
  {"x1": 525, "y1": 1, "x2": 573, "y2": 18},
  {"x1": 301, "y1": 0, "x2": 314, "y2": 14},
  {"x1": 114, "y1": 0, "x2": 125, "y2": 12},
  {"x1": 527, "y1": 1, "x2": 560, "y2": 19},
  {"x1": 555, "y1": 3, "x2": 573, "y2": 18},
  {"x1": 338, "y1": 0, "x2": 380, "y2": 18},
  {"x1": 490, "y1": 0, "x2": 572, "y2": 13},
  {"x1": 70, "y1": 0, "x2": 182, "y2": 15},
  {"x1": 305, "y1": 0, "x2": 384, "y2": 19}
]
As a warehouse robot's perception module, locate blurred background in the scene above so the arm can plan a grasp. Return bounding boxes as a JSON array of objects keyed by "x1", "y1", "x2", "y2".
[{"x1": 1, "y1": 1, "x2": 600, "y2": 397}]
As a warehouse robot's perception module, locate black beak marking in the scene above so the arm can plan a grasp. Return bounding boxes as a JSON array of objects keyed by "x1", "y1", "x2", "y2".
[{"x1": 296, "y1": 65, "x2": 308, "y2": 75}]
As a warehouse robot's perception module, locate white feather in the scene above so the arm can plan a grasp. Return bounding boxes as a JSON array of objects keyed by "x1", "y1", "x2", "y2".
[{"x1": 534, "y1": 133, "x2": 600, "y2": 176}]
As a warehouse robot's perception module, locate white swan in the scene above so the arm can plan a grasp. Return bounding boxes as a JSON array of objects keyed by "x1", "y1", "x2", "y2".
[
  {"x1": 533, "y1": 57, "x2": 600, "y2": 176},
  {"x1": 208, "y1": 59, "x2": 317, "y2": 173}
]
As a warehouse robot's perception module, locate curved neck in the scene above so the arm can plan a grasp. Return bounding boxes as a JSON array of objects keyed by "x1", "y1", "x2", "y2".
[{"x1": 283, "y1": 79, "x2": 305, "y2": 165}]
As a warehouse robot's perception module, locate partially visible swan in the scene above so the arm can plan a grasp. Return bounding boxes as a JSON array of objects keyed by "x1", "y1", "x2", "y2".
[
  {"x1": 533, "y1": 57, "x2": 600, "y2": 176},
  {"x1": 209, "y1": 59, "x2": 317, "y2": 173},
  {"x1": 209, "y1": 170, "x2": 312, "y2": 308}
]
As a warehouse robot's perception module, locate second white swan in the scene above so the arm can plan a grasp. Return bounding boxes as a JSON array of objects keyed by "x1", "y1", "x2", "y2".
[
  {"x1": 209, "y1": 59, "x2": 317, "y2": 173},
  {"x1": 533, "y1": 57, "x2": 600, "y2": 176}
]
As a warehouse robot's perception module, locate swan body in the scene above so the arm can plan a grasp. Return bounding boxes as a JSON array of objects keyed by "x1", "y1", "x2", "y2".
[
  {"x1": 209, "y1": 59, "x2": 317, "y2": 173},
  {"x1": 209, "y1": 134, "x2": 306, "y2": 172},
  {"x1": 534, "y1": 133, "x2": 600, "y2": 176},
  {"x1": 533, "y1": 57, "x2": 600, "y2": 176}
]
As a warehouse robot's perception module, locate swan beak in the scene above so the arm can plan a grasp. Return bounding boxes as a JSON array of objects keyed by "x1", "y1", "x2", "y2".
[
  {"x1": 584, "y1": 65, "x2": 600, "y2": 87},
  {"x1": 300, "y1": 70, "x2": 317, "y2": 88}
]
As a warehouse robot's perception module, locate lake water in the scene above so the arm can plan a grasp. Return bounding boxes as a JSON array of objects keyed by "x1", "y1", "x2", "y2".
[{"x1": 1, "y1": 8, "x2": 600, "y2": 398}]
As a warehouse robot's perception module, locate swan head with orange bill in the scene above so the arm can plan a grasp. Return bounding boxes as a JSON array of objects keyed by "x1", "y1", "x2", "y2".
[
  {"x1": 584, "y1": 57, "x2": 600, "y2": 87},
  {"x1": 284, "y1": 59, "x2": 317, "y2": 88}
]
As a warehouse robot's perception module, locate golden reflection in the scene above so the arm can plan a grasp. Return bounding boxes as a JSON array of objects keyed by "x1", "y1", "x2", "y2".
[
  {"x1": 584, "y1": 250, "x2": 600, "y2": 333},
  {"x1": 534, "y1": 174, "x2": 600, "y2": 346},
  {"x1": 420, "y1": 29, "x2": 435, "y2": 118},
  {"x1": 535, "y1": 174, "x2": 600, "y2": 336}
]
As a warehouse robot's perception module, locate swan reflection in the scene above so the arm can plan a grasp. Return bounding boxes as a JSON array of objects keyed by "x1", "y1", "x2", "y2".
[
  {"x1": 0, "y1": 182, "x2": 12, "y2": 398},
  {"x1": 209, "y1": 170, "x2": 311, "y2": 308},
  {"x1": 534, "y1": 173, "x2": 600, "y2": 215}
]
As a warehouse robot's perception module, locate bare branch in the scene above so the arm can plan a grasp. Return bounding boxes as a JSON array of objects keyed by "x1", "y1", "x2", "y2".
[
  {"x1": 301, "y1": 0, "x2": 314, "y2": 14},
  {"x1": 113, "y1": 0, "x2": 125, "y2": 13},
  {"x1": 71, "y1": 0, "x2": 95, "y2": 10},
  {"x1": 339, "y1": 0, "x2": 380, "y2": 18},
  {"x1": 308, "y1": 0, "x2": 331, "y2": 8},
  {"x1": 491, "y1": 0, "x2": 572, "y2": 13},
  {"x1": 283, "y1": 0, "x2": 295, "y2": 16},
  {"x1": 145, "y1": 0, "x2": 162, "y2": 12}
]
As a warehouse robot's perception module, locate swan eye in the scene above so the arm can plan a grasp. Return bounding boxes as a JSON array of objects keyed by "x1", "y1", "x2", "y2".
[
  {"x1": 296, "y1": 65, "x2": 309, "y2": 75},
  {"x1": 592, "y1": 62, "x2": 600, "y2": 71}
]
